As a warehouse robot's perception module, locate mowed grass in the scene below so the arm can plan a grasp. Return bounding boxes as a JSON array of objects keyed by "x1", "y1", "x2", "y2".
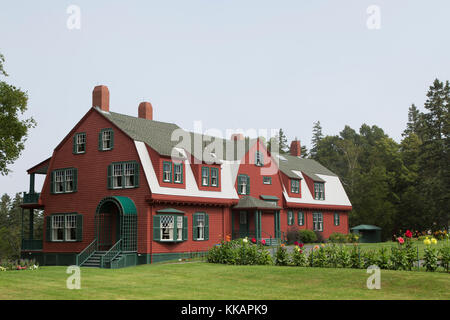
[{"x1": 0, "y1": 262, "x2": 449, "y2": 300}]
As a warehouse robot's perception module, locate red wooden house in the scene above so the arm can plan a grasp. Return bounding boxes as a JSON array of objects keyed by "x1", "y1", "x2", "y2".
[{"x1": 20, "y1": 85, "x2": 352, "y2": 268}]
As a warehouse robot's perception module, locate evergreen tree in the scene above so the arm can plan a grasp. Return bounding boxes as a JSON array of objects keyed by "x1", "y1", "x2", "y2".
[{"x1": 310, "y1": 121, "x2": 323, "y2": 158}]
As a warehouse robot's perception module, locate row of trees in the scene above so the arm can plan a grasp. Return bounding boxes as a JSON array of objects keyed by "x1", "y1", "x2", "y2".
[{"x1": 272, "y1": 79, "x2": 449, "y2": 240}]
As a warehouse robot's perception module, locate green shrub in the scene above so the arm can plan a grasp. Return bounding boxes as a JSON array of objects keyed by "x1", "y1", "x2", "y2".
[
  {"x1": 349, "y1": 245, "x2": 362, "y2": 269},
  {"x1": 346, "y1": 233, "x2": 360, "y2": 243},
  {"x1": 377, "y1": 247, "x2": 390, "y2": 269},
  {"x1": 336, "y1": 246, "x2": 351, "y2": 268},
  {"x1": 390, "y1": 247, "x2": 409, "y2": 271},
  {"x1": 361, "y1": 250, "x2": 378, "y2": 269},
  {"x1": 298, "y1": 230, "x2": 317, "y2": 243},
  {"x1": 439, "y1": 246, "x2": 450, "y2": 273},
  {"x1": 275, "y1": 245, "x2": 289, "y2": 266},
  {"x1": 207, "y1": 239, "x2": 272, "y2": 265},
  {"x1": 291, "y1": 246, "x2": 307, "y2": 267},
  {"x1": 423, "y1": 246, "x2": 439, "y2": 272},
  {"x1": 328, "y1": 232, "x2": 347, "y2": 243}
]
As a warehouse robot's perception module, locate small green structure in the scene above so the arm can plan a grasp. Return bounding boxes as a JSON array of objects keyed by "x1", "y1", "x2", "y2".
[{"x1": 350, "y1": 225, "x2": 382, "y2": 243}]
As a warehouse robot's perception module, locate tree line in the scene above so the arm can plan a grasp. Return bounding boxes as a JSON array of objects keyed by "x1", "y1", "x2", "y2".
[{"x1": 273, "y1": 79, "x2": 449, "y2": 240}]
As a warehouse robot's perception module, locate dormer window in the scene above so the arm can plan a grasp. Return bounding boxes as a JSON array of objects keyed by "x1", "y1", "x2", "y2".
[
  {"x1": 201, "y1": 167, "x2": 209, "y2": 186},
  {"x1": 238, "y1": 175, "x2": 250, "y2": 195},
  {"x1": 210, "y1": 168, "x2": 219, "y2": 187},
  {"x1": 174, "y1": 163, "x2": 183, "y2": 184},
  {"x1": 255, "y1": 151, "x2": 263, "y2": 166},
  {"x1": 163, "y1": 161, "x2": 172, "y2": 182},
  {"x1": 314, "y1": 182, "x2": 325, "y2": 200},
  {"x1": 291, "y1": 179, "x2": 300, "y2": 194}
]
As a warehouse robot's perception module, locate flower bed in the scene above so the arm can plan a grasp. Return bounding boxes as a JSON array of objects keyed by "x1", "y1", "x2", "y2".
[{"x1": 0, "y1": 259, "x2": 39, "y2": 271}]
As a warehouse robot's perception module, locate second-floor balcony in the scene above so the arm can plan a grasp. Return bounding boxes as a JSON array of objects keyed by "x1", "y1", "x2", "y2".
[{"x1": 23, "y1": 192, "x2": 40, "y2": 204}]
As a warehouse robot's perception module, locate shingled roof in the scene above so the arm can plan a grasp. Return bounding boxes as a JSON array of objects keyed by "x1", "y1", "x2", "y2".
[
  {"x1": 96, "y1": 108, "x2": 336, "y2": 181},
  {"x1": 233, "y1": 196, "x2": 282, "y2": 210}
]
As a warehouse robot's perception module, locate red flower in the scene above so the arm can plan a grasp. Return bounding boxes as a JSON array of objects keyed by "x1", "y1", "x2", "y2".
[
  {"x1": 405, "y1": 230, "x2": 412, "y2": 238},
  {"x1": 397, "y1": 237, "x2": 405, "y2": 244},
  {"x1": 294, "y1": 241, "x2": 299, "y2": 246},
  {"x1": 299, "y1": 243, "x2": 304, "y2": 248},
  {"x1": 251, "y1": 238, "x2": 256, "y2": 244},
  {"x1": 261, "y1": 239, "x2": 266, "y2": 245}
]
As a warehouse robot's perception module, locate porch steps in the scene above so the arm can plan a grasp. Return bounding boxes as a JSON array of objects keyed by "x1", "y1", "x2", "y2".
[
  {"x1": 262, "y1": 238, "x2": 279, "y2": 246},
  {"x1": 81, "y1": 251, "x2": 107, "y2": 268}
]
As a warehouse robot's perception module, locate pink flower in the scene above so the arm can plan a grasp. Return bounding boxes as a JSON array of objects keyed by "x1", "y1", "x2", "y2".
[
  {"x1": 405, "y1": 230, "x2": 412, "y2": 238},
  {"x1": 294, "y1": 241, "x2": 299, "y2": 246},
  {"x1": 397, "y1": 237, "x2": 405, "y2": 244},
  {"x1": 261, "y1": 239, "x2": 266, "y2": 245}
]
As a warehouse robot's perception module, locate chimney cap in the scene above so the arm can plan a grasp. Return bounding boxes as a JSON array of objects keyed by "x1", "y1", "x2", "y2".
[{"x1": 92, "y1": 85, "x2": 110, "y2": 112}]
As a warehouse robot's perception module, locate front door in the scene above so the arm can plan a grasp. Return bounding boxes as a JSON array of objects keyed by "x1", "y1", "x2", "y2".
[{"x1": 239, "y1": 211, "x2": 248, "y2": 238}]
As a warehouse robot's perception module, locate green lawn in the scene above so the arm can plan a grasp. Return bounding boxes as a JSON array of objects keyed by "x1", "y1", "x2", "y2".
[{"x1": 0, "y1": 262, "x2": 449, "y2": 300}]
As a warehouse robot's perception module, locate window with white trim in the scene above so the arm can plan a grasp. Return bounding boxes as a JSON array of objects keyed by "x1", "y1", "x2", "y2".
[
  {"x1": 314, "y1": 182, "x2": 325, "y2": 200},
  {"x1": 263, "y1": 176, "x2": 272, "y2": 185},
  {"x1": 55, "y1": 171, "x2": 64, "y2": 193},
  {"x1": 238, "y1": 175, "x2": 249, "y2": 195},
  {"x1": 287, "y1": 211, "x2": 294, "y2": 225},
  {"x1": 163, "y1": 162, "x2": 172, "y2": 182},
  {"x1": 196, "y1": 213, "x2": 205, "y2": 240},
  {"x1": 161, "y1": 215, "x2": 174, "y2": 241},
  {"x1": 313, "y1": 212, "x2": 323, "y2": 231},
  {"x1": 52, "y1": 215, "x2": 65, "y2": 241},
  {"x1": 124, "y1": 162, "x2": 135, "y2": 187},
  {"x1": 174, "y1": 163, "x2": 182, "y2": 183},
  {"x1": 74, "y1": 133, "x2": 86, "y2": 154},
  {"x1": 113, "y1": 163, "x2": 123, "y2": 188},
  {"x1": 210, "y1": 168, "x2": 218, "y2": 187},
  {"x1": 52, "y1": 168, "x2": 77, "y2": 194},
  {"x1": 298, "y1": 211, "x2": 304, "y2": 226},
  {"x1": 334, "y1": 212, "x2": 340, "y2": 226},
  {"x1": 102, "y1": 130, "x2": 112, "y2": 150},
  {"x1": 291, "y1": 179, "x2": 300, "y2": 194},
  {"x1": 255, "y1": 151, "x2": 263, "y2": 166},
  {"x1": 65, "y1": 214, "x2": 77, "y2": 241},
  {"x1": 201, "y1": 167, "x2": 209, "y2": 186},
  {"x1": 177, "y1": 216, "x2": 183, "y2": 240}
]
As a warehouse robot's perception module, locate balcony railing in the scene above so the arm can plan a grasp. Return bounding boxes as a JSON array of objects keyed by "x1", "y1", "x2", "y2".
[
  {"x1": 21, "y1": 239, "x2": 43, "y2": 251},
  {"x1": 23, "y1": 192, "x2": 40, "y2": 204}
]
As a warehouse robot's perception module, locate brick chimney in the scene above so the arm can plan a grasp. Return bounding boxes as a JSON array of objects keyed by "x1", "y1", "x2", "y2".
[
  {"x1": 92, "y1": 85, "x2": 110, "y2": 112},
  {"x1": 231, "y1": 133, "x2": 244, "y2": 141},
  {"x1": 290, "y1": 140, "x2": 301, "y2": 157},
  {"x1": 138, "y1": 102, "x2": 153, "y2": 120}
]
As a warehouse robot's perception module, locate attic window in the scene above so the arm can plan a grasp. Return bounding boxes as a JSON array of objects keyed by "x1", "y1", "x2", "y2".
[
  {"x1": 314, "y1": 182, "x2": 325, "y2": 200},
  {"x1": 255, "y1": 151, "x2": 263, "y2": 166},
  {"x1": 99, "y1": 128, "x2": 114, "y2": 151}
]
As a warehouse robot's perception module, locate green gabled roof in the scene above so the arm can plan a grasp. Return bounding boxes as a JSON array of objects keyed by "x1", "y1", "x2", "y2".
[
  {"x1": 278, "y1": 154, "x2": 337, "y2": 181},
  {"x1": 156, "y1": 208, "x2": 185, "y2": 214},
  {"x1": 233, "y1": 196, "x2": 282, "y2": 210},
  {"x1": 350, "y1": 224, "x2": 382, "y2": 231}
]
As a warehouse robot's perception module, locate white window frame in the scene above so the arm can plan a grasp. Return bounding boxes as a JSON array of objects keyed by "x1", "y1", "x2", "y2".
[
  {"x1": 196, "y1": 213, "x2": 205, "y2": 241},
  {"x1": 314, "y1": 182, "x2": 325, "y2": 200},
  {"x1": 76, "y1": 133, "x2": 86, "y2": 154},
  {"x1": 177, "y1": 216, "x2": 183, "y2": 240},
  {"x1": 201, "y1": 167, "x2": 209, "y2": 186},
  {"x1": 238, "y1": 175, "x2": 248, "y2": 195},
  {"x1": 298, "y1": 212, "x2": 304, "y2": 226},
  {"x1": 313, "y1": 212, "x2": 323, "y2": 232},
  {"x1": 160, "y1": 215, "x2": 175, "y2": 241},
  {"x1": 124, "y1": 163, "x2": 135, "y2": 188},
  {"x1": 174, "y1": 164, "x2": 182, "y2": 183},
  {"x1": 263, "y1": 176, "x2": 271, "y2": 185},
  {"x1": 102, "y1": 130, "x2": 112, "y2": 150},
  {"x1": 210, "y1": 168, "x2": 218, "y2": 187},
  {"x1": 55, "y1": 171, "x2": 64, "y2": 194},
  {"x1": 291, "y1": 179, "x2": 300, "y2": 194},
  {"x1": 65, "y1": 214, "x2": 77, "y2": 241},
  {"x1": 65, "y1": 170, "x2": 73, "y2": 192},
  {"x1": 288, "y1": 211, "x2": 294, "y2": 225},
  {"x1": 113, "y1": 163, "x2": 123, "y2": 188},
  {"x1": 52, "y1": 215, "x2": 65, "y2": 241},
  {"x1": 163, "y1": 162, "x2": 172, "y2": 182},
  {"x1": 334, "y1": 212, "x2": 340, "y2": 226}
]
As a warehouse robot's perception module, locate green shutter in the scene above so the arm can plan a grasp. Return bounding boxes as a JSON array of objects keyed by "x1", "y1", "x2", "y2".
[
  {"x1": 110, "y1": 130, "x2": 114, "y2": 150},
  {"x1": 76, "y1": 214, "x2": 83, "y2": 241},
  {"x1": 73, "y1": 135, "x2": 77, "y2": 154},
  {"x1": 73, "y1": 168, "x2": 78, "y2": 192},
  {"x1": 107, "y1": 164, "x2": 113, "y2": 189},
  {"x1": 205, "y1": 214, "x2": 209, "y2": 240},
  {"x1": 98, "y1": 131, "x2": 103, "y2": 150},
  {"x1": 46, "y1": 216, "x2": 52, "y2": 242},
  {"x1": 183, "y1": 216, "x2": 188, "y2": 241},
  {"x1": 193, "y1": 213, "x2": 199, "y2": 240},
  {"x1": 50, "y1": 171, "x2": 55, "y2": 194},
  {"x1": 153, "y1": 215, "x2": 161, "y2": 241},
  {"x1": 246, "y1": 176, "x2": 250, "y2": 195},
  {"x1": 134, "y1": 161, "x2": 139, "y2": 187},
  {"x1": 180, "y1": 163, "x2": 183, "y2": 184}
]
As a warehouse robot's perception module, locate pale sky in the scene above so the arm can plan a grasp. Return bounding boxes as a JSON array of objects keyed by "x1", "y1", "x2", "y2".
[{"x1": 0, "y1": 0, "x2": 449, "y2": 196}]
